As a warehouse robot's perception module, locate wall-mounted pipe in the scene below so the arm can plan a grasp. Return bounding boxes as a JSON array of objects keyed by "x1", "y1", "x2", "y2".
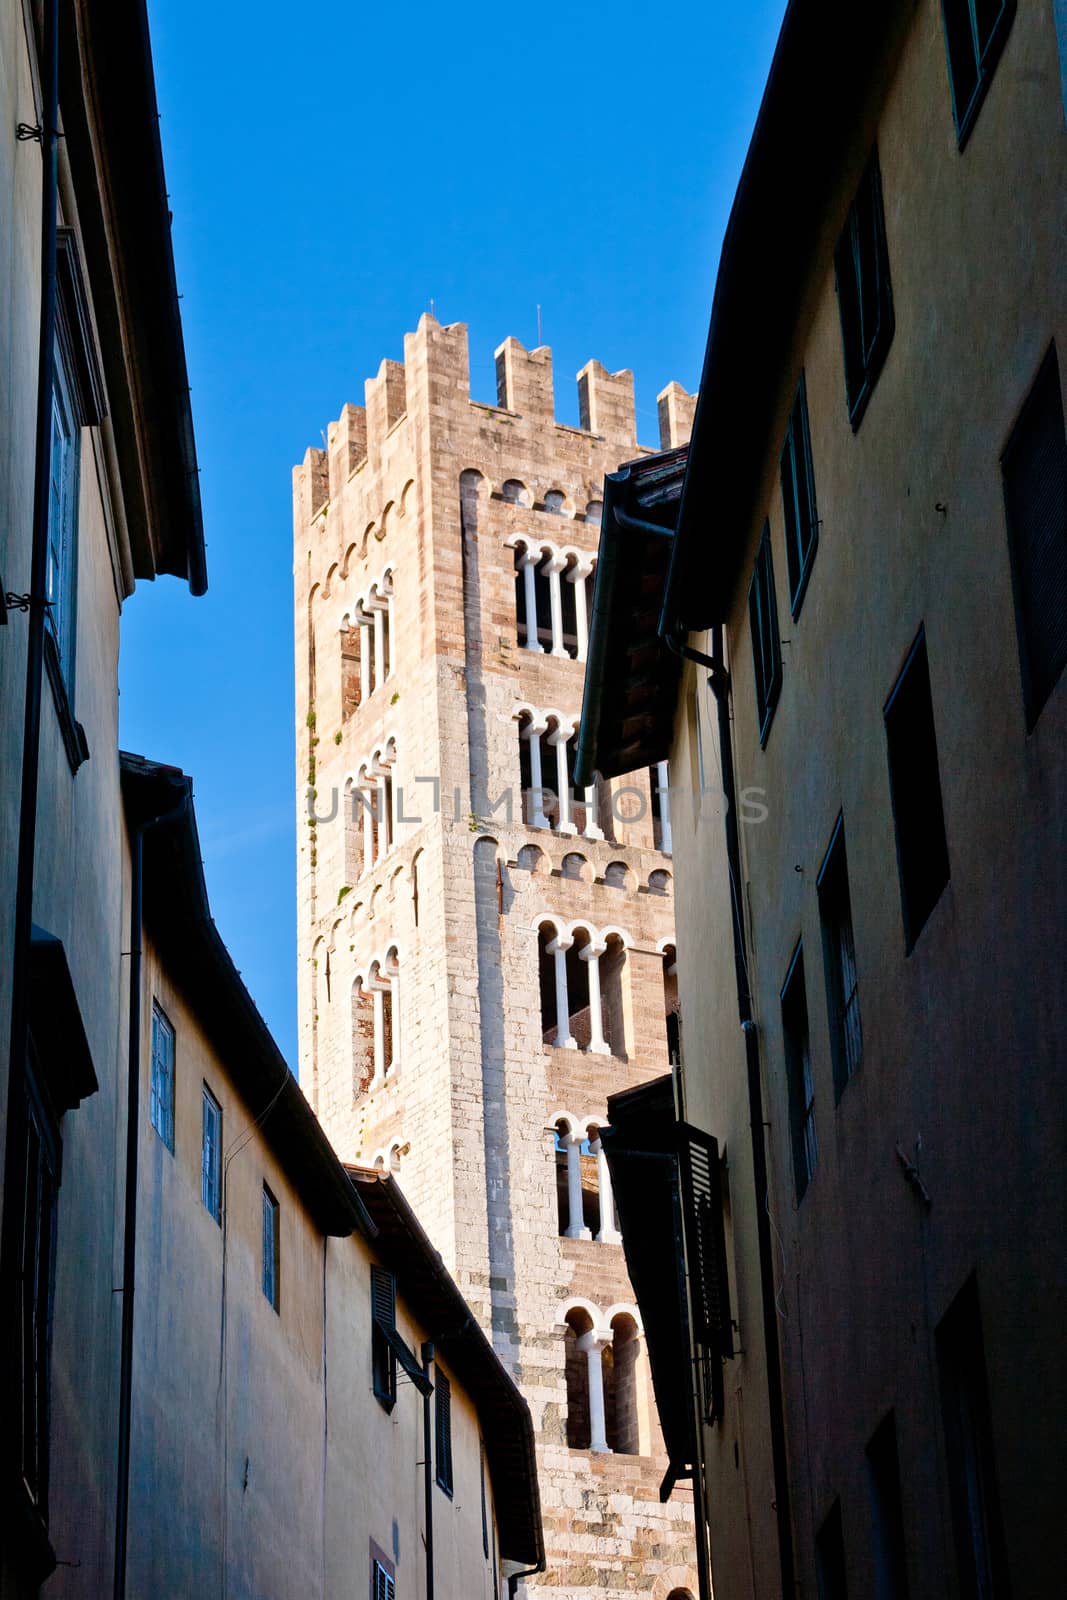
[{"x1": 421, "y1": 1340, "x2": 435, "y2": 1600}]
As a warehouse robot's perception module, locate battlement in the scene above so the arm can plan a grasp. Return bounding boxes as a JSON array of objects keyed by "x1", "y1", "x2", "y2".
[{"x1": 294, "y1": 316, "x2": 694, "y2": 526}]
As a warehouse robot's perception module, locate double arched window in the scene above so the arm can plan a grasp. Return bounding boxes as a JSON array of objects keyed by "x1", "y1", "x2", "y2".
[
  {"x1": 551, "y1": 1114, "x2": 619, "y2": 1242},
  {"x1": 343, "y1": 738, "x2": 398, "y2": 880},
  {"x1": 338, "y1": 568, "x2": 394, "y2": 716},
  {"x1": 561, "y1": 1300, "x2": 647, "y2": 1455},
  {"x1": 515, "y1": 705, "x2": 602, "y2": 836},
  {"x1": 507, "y1": 536, "x2": 594, "y2": 661},
  {"x1": 352, "y1": 945, "x2": 400, "y2": 1096},
  {"x1": 535, "y1": 917, "x2": 631, "y2": 1057}
]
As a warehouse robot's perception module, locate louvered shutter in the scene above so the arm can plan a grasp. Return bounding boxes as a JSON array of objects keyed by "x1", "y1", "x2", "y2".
[
  {"x1": 1003, "y1": 346, "x2": 1067, "y2": 730},
  {"x1": 372, "y1": 1558, "x2": 394, "y2": 1600},
  {"x1": 435, "y1": 1369, "x2": 453, "y2": 1494},
  {"x1": 677, "y1": 1123, "x2": 733, "y2": 1424},
  {"x1": 371, "y1": 1265, "x2": 397, "y2": 1407},
  {"x1": 371, "y1": 1264, "x2": 396, "y2": 1331}
]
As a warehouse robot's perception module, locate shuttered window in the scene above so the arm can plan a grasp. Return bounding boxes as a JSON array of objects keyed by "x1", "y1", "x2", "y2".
[
  {"x1": 262, "y1": 1186, "x2": 279, "y2": 1312},
  {"x1": 1002, "y1": 343, "x2": 1067, "y2": 731},
  {"x1": 371, "y1": 1265, "x2": 397, "y2": 1410},
  {"x1": 818, "y1": 816, "x2": 863, "y2": 1101},
  {"x1": 780, "y1": 372, "x2": 820, "y2": 615},
  {"x1": 372, "y1": 1557, "x2": 395, "y2": 1600},
  {"x1": 867, "y1": 1413, "x2": 910, "y2": 1600},
  {"x1": 834, "y1": 148, "x2": 895, "y2": 430},
  {"x1": 781, "y1": 944, "x2": 817, "y2": 1203},
  {"x1": 748, "y1": 523, "x2": 783, "y2": 746},
  {"x1": 435, "y1": 1368, "x2": 453, "y2": 1496},
  {"x1": 480, "y1": 1439, "x2": 489, "y2": 1558},
  {"x1": 201, "y1": 1086, "x2": 222, "y2": 1223},
  {"x1": 884, "y1": 630, "x2": 951, "y2": 951},
  {"x1": 940, "y1": 1, "x2": 1015, "y2": 146},
  {"x1": 677, "y1": 1123, "x2": 733, "y2": 1425},
  {"x1": 150, "y1": 1003, "x2": 175, "y2": 1152}
]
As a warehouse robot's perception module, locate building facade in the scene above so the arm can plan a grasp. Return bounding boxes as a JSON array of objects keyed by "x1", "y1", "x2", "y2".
[
  {"x1": 579, "y1": 3, "x2": 1067, "y2": 1598},
  {"x1": 293, "y1": 318, "x2": 699, "y2": 1596}
]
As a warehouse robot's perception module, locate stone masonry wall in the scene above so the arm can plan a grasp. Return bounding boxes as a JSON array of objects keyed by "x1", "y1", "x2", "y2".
[{"x1": 293, "y1": 315, "x2": 699, "y2": 1597}]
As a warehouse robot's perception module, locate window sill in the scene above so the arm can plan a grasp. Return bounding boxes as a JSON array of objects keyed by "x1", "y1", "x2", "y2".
[
  {"x1": 789, "y1": 538, "x2": 819, "y2": 621},
  {"x1": 43, "y1": 632, "x2": 89, "y2": 774}
]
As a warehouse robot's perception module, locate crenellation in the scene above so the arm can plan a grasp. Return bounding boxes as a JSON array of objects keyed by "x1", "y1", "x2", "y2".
[
  {"x1": 576, "y1": 360, "x2": 637, "y2": 452},
  {"x1": 365, "y1": 357, "x2": 408, "y2": 458},
  {"x1": 328, "y1": 402, "x2": 368, "y2": 499},
  {"x1": 655, "y1": 380, "x2": 697, "y2": 450},
  {"x1": 495, "y1": 336, "x2": 554, "y2": 421}
]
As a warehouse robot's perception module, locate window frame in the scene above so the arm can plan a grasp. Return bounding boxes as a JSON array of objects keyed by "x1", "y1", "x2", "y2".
[
  {"x1": 883, "y1": 629, "x2": 951, "y2": 953},
  {"x1": 45, "y1": 346, "x2": 80, "y2": 693},
  {"x1": 780, "y1": 372, "x2": 820, "y2": 617},
  {"x1": 14, "y1": 1044, "x2": 62, "y2": 1523},
  {"x1": 748, "y1": 522, "x2": 783, "y2": 748},
  {"x1": 149, "y1": 1002, "x2": 175, "y2": 1152},
  {"x1": 201, "y1": 1084, "x2": 222, "y2": 1224},
  {"x1": 1001, "y1": 342, "x2": 1067, "y2": 732},
  {"x1": 780, "y1": 942, "x2": 817, "y2": 1204},
  {"x1": 434, "y1": 1366, "x2": 454, "y2": 1497},
  {"x1": 262, "y1": 1184, "x2": 280, "y2": 1313},
  {"x1": 834, "y1": 148, "x2": 895, "y2": 431},
  {"x1": 817, "y1": 815, "x2": 863, "y2": 1102},
  {"x1": 940, "y1": 0, "x2": 1016, "y2": 148}
]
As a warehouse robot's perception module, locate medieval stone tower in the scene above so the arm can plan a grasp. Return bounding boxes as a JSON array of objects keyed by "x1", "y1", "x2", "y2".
[{"x1": 293, "y1": 313, "x2": 697, "y2": 1597}]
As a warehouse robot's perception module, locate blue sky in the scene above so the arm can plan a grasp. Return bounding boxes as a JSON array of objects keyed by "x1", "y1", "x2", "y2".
[{"x1": 119, "y1": 0, "x2": 788, "y2": 1068}]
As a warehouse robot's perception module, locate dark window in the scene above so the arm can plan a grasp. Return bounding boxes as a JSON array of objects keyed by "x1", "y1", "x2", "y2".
[
  {"x1": 748, "y1": 523, "x2": 783, "y2": 746},
  {"x1": 262, "y1": 1186, "x2": 279, "y2": 1312},
  {"x1": 372, "y1": 1557, "x2": 395, "y2": 1600},
  {"x1": 937, "y1": 1277, "x2": 1010, "y2": 1599},
  {"x1": 884, "y1": 630, "x2": 950, "y2": 950},
  {"x1": 13, "y1": 1047, "x2": 61, "y2": 1518},
  {"x1": 867, "y1": 1412, "x2": 910, "y2": 1600},
  {"x1": 818, "y1": 816, "x2": 862, "y2": 1100},
  {"x1": 941, "y1": 1, "x2": 1015, "y2": 145},
  {"x1": 780, "y1": 373, "x2": 820, "y2": 615},
  {"x1": 150, "y1": 1003, "x2": 175, "y2": 1151},
  {"x1": 371, "y1": 1264, "x2": 397, "y2": 1411},
  {"x1": 1002, "y1": 344, "x2": 1067, "y2": 730},
  {"x1": 815, "y1": 1499, "x2": 849, "y2": 1600},
  {"x1": 435, "y1": 1367, "x2": 454, "y2": 1495},
  {"x1": 781, "y1": 944, "x2": 817, "y2": 1202},
  {"x1": 480, "y1": 1438, "x2": 490, "y2": 1558},
  {"x1": 835, "y1": 149, "x2": 895, "y2": 430},
  {"x1": 201, "y1": 1086, "x2": 222, "y2": 1223}
]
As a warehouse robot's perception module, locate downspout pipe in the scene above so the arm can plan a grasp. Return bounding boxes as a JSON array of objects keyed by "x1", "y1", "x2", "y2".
[
  {"x1": 113, "y1": 783, "x2": 189, "y2": 1600},
  {"x1": 421, "y1": 1340, "x2": 435, "y2": 1600},
  {"x1": 707, "y1": 623, "x2": 797, "y2": 1599},
  {"x1": 2, "y1": 0, "x2": 60, "y2": 1333}
]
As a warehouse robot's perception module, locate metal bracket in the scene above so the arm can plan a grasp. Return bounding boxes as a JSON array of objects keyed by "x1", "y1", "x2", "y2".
[
  {"x1": 16, "y1": 122, "x2": 42, "y2": 142},
  {"x1": 5, "y1": 592, "x2": 53, "y2": 614}
]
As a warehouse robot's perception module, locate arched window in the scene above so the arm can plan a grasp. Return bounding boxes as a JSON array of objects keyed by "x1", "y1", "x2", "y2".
[
  {"x1": 538, "y1": 923, "x2": 628, "y2": 1056},
  {"x1": 501, "y1": 478, "x2": 530, "y2": 506},
  {"x1": 352, "y1": 950, "x2": 399, "y2": 1095},
  {"x1": 585, "y1": 499, "x2": 603, "y2": 525},
  {"x1": 600, "y1": 933, "x2": 629, "y2": 1059},
  {"x1": 563, "y1": 1306, "x2": 595, "y2": 1449},
  {"x1": 341, "y1": 622, "x2": 362, "y2": 719},
  {"x1": 663, "y1": 944, "x2": 680, "y2": 1065},
  {"x1": 604, "y1": 1313, "x2": 643, "y2": 1455},
  {"x1": 513, "y1": 543, "x2": 553, "y2": 652},
  {"x1": 544, "y1": 489, "x2": 566, "y2": 516}
]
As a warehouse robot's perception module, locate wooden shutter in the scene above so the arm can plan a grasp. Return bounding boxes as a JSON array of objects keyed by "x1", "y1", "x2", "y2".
[
  {"x1": 677, "y1": 1123, "x2": 733, "y2": 1424},
  {"x1": 371, "y1": 1264, "x2": 396, "y2": 1332},
  {"x1": 1003, "y1": 344, "x2": 1067, "y2": 730},
  {"x1": 435, "y1": 1368, "x2": 453, "y2": 1494}
]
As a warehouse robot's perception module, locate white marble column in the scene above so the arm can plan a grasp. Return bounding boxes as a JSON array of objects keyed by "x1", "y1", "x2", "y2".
[
  {"x1": 372, "y1": 986, "x2": 385, "y2": 1088},
  {"x1": 570, "y1": 561, "x2": 592, "y2": 663},
  {"x1": 384, "y1": 583, "x2": 394, "y2": 679},
  {"x1": 593, "y1": 1138, "x2": 620, "y2": 1243},
  {"x1": 375, "y1": 769, "x2": 390, "y2": 859},
  {"x1": 550, "y1": 729, "x2": 575, "y2": 834},
  {"x1": 358, "y1": 614, "x2": 372, "y2": 702},
  {"x1": 548, "y1": 936, "x2": 576, "y2": 1049},
  {"x1": 656, "y1": 760, "x2": 673, "y2": 854},
  {"x1": 545, "y1": 553, "x2": 568, "y2": 657},
  {"x1": 525, "y1": 720, "x2": 550, "y2": 829},
  {"x1": 563, "y1": 1132, "x2": 591, "y2": 1240},
  {"x1": 580, "y1": 943, "x2": 610, "y2": 1055},
  {"x1": 372, "y1": 603, "x2": 385, "y2": 687},
  {"x1": 520, "y1": 552, "x2": 543, "y2": 652},
  {"x1": 577, "y1": 1331, "x2": 612, "y2": 1452},
  {"x1": 582, "y1": 776, "x2": 604, "y2": 840}
]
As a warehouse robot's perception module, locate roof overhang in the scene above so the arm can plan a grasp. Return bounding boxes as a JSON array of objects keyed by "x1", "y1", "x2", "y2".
[
  {"x1": 573, "y1": 446, "x2": 686, "y2": 788},
  {"x1": 602, "y1": 1075, "x2": 695, "y2": 1495},
  {"x1": 660, "y1": 0, "x2": 913, "y2": 636},
  {"x1": 59, "y1": 2, "x2": 206, "y2": 594},
  {"x1": 350, "y1": 1169, "x2": 545, "y2": 1571},
  {"x1": 120, "y1": 753, "x2": 372, "y2": 1239}
]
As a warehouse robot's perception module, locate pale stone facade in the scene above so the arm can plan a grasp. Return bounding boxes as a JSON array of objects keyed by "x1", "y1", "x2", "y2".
[{"x1": 293, "y1": 316, "x2": 698, "y2": 1595}]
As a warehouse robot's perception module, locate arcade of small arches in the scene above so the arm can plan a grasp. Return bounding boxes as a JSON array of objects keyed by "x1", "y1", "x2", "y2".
[
  {"x1": 550, "y1": 1113, "x2": 619, "y2": 1244},
  {"x1": 338, "y1": 568, "x2": 394, "y2": 716},
  {"x1": 559, "y1": 1299, "x2": 649, "y2": 1456},
  {"x1": 368, "y1": 1138, "x2": 406, "y2": 1174},
  {"x1": 342, "y1": 738, "x2": 398, "y2": 879},
  {"x1": 351, "y1": 944, "x2": 400, "y2": 1095},
  {"x1": 514, "y1": 704, "x2": 603, "y2": 837},
  {"x1": 506, "y1": 533, "x2": 596, "y2": 662},
  {"x1": 535, "y1": 916, "x2": 630, "y2": 1056}
]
